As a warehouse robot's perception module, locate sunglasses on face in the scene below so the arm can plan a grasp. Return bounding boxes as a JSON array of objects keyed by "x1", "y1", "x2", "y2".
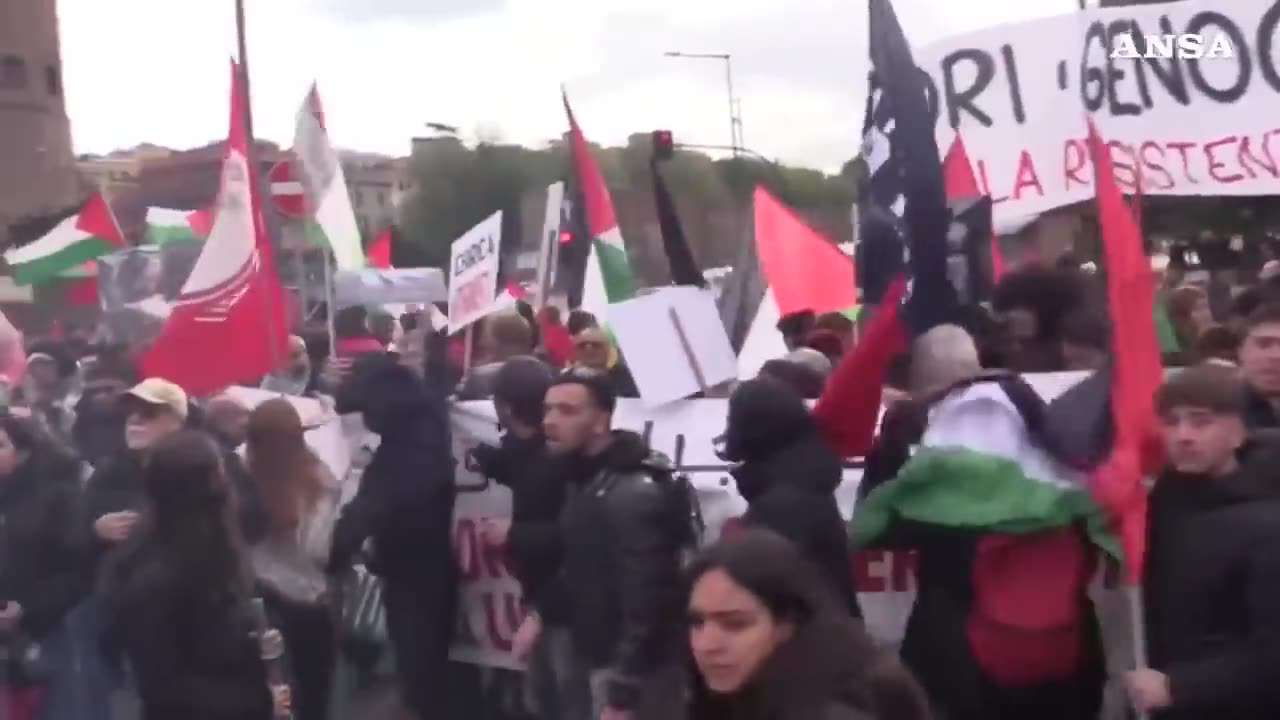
[
  {"x1": 128, "y1": 403, "x2": 165, "y2": 421},
  {"x1": 576, "y1": 341, "x2": 605, "y2": 350}
]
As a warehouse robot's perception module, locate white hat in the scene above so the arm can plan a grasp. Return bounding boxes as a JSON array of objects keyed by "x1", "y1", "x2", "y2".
[{"x1": 126, "y1": 378, "x2": 189, "y2": 419}]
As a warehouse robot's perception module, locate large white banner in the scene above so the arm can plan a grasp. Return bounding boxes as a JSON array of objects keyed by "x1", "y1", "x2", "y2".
[
  {"x1": 909, "y1": 0, "x2": 1280, "y2": 223},
  {"x1": 442, "y1": 371, "x2": 1120, "y2": 669}
]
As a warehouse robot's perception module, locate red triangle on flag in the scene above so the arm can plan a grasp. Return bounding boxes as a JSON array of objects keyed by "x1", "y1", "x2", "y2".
[
  {"x1": 366, "y1": 228, "x2": 392, "y2": 268},
  {"x1": 942, "y1": 133, "x2": 1004, "y2": 280},
  {"x1": 753, "y1": 187, "x2": 856, "y2": 317},
  {"x1": 74, "y1": 192, "x2": 125, "y2": 247},
  {"x1": 187, "y1": 206, "x2": 215, "y2": 237},
  {"x1": 563, "y1": 92, "x2": 617, "y2": 237}
]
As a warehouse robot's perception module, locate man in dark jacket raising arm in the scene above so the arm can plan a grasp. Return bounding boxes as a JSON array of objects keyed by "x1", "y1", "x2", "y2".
[
  {"x1": 543, "y1": 368, "x2": 687, "y2": 720},
  {"x1": 1128, "y1": 364, "x2": 1280, "y2": 720}
]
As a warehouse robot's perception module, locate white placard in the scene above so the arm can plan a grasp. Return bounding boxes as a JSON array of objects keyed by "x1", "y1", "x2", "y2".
[
  {"x1": 907, "y1": 0, "x2": 1280, "y2": 224},
  {"x1": 534, "y1": 182, "x2": 565, "y2": 309},
  {"x1": 447, "y1": 211, "x2": 503, "y2": 333},
  {"x1": 608, "y1": 287, "x2": 738, "y2": 405}
]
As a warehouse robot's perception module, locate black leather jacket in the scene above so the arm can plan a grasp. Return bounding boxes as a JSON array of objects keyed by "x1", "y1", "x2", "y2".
[{"x1": 559, "y1": 431, "x2": 685, "y2": 710}]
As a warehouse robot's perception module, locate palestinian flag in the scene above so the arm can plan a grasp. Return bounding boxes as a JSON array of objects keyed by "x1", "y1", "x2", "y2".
[
  {"x1": 563, "y1": 90, "x2": 634, "y2": 321},
  {"x1": 145, "y1": 207, "x2": 208, "y2": 245},
  {"x1": 294, "y1": 83, "x2": 365, "y2": 271},
  {"x1": 4, "y1": 193, "x2": 124, "y2": 285},
  {"x1": 852, "y1": 380, "x2": 1118, "y2": 556}
]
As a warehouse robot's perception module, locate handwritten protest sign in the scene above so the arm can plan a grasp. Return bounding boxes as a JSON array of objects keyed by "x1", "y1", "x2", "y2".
[
  {"x1": 895, "y1": 0, "x2": 1280, "y2": 223},
  {"x1": 447, "y1": 211, "x2": 503, "y2": 333}
]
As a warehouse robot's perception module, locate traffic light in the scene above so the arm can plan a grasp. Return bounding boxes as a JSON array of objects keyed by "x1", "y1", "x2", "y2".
[{"x1": 652, "y1": 129, "x2": 675, "y2": 161}]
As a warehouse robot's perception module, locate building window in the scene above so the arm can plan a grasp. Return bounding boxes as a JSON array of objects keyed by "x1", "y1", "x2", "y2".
[
  {"x1": 45, "y1": 66, "x2": 61, "y2": 97},
  {"x1": 0, "y1": 55, "x2": 27, "y2": 91}
]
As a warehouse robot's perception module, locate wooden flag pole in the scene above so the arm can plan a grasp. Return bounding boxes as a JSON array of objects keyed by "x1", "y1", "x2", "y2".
[
  {"x1": 669, "y1": 307, "x2": 708, "y2": 393},
  {"x1": 462, "y1": 325, "x2": 476, "y2": 373}
]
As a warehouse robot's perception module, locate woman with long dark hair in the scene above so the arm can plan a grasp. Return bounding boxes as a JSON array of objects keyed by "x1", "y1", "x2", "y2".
[
  {"x1": 685, "y1": 530, "x2": 930, "y2": 720},
  {"x1": 245, "y1": 399, "x2": 338, "y2": 720},
  {"x1": 0, "y1": 414, "x2": 84, "y2": 720},
  {"x1": 101, "y1": 430, "x2": 286, "y2": 720}
]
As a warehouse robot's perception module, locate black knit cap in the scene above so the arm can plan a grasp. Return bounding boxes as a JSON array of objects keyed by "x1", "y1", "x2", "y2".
[{"x1": 493, "y1": 356, "x2": 554, "y2": 427}]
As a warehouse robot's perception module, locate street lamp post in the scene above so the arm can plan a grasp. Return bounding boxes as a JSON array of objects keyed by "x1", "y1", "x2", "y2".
[{"x1": 664, "y1": 51, "x2": 741, "y2": 157}]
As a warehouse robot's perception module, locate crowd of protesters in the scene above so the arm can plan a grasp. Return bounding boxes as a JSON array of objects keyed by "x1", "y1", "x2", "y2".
[{"x1": 1, "y1": 244, "x2": 1280, "y2": 720}]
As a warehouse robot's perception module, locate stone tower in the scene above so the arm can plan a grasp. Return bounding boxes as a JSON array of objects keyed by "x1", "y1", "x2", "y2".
[{"x1": 0, "y1": 0, "x2": 80, "y2": 246}]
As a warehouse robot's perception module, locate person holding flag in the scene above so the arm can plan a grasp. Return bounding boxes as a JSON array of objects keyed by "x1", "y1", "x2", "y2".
[{"x1": 1127, "y1": 364, "x2": 1280, "y2": 719}]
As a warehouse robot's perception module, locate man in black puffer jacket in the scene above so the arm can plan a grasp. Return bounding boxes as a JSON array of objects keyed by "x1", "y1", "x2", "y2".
[
  {"x1": 330, "y1": 330, "x2": 456, "y2": 720},
  {"x1": 475, "y1": 356, "x2": 590, "y2": 720},
  {"x1": 722, "y1": 377, "x2": 861, "y2": 618},
  {"x1": 546, "y1": 368, "x2": 687, "y2": 720}
]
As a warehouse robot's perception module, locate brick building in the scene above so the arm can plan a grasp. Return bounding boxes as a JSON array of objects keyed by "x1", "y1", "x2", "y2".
[{"x1": 0, "y1": 0, "x2": 81, "y2": 248}]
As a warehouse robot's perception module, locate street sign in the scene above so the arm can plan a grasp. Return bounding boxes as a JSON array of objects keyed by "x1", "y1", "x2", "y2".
[{"x1": 269, "y1": 160, "x2": 306, "y2": 218}]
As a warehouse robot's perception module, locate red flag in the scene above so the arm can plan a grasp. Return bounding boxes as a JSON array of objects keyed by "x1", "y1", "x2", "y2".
[
  {"x1": 367, "y1": 228, "x2": 392, "y2": 268},
  {"x1": 1085, "y1": 118, "x2": 1163, "y2": 583},
  {"x1": 753, "y1": 187, "x2": 856, "y2": 317},
  {"x1": 140, "y1": 60, "x2": 289, "y2": 395},
  {"x1": 942, "y1": 132, "x2": 1005, "y2": 280}
]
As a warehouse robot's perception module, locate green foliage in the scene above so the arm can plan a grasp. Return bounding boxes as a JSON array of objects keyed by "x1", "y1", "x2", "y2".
[{"x1": 397, "y1": 133, "x2": 857, "y2": 276}]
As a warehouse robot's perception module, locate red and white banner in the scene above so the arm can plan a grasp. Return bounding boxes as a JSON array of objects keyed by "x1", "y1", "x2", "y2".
[{"x1": 447, "y1": 211, "x2": 503, "y2": 333}]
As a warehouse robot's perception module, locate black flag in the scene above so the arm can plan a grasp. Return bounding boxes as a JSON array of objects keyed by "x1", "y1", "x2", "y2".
[
  {"x1": 652, "y1": 160, "x2": 706, "y2": 288},
  {"x1": 861, "y1": 0, "x2": 958, "y2": 334}
]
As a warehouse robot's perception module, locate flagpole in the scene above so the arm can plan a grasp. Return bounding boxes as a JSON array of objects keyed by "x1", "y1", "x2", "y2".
[
  {"x1": 322, "y1": 249, "x2": 336, "y2": 359},
  {"x1": 234, "y1": 0, "x2": 255, "y2": 143},
  {"x1": 235, "y1": 0, "x2": 284, "y2": 373}
]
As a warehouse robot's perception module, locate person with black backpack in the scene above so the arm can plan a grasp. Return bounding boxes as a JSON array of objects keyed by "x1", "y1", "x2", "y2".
[{"x1": 544, "y1": 367, "x2": 691, "y2": 720}]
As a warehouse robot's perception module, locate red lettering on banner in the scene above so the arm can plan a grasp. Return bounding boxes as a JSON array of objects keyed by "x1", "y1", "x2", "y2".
[
  {"x1": 1237, "y1": 135, "x2": 1279, "y2": 180},
  {"x1": 1010, "y1": 150, "x2": 1043, "y2": 200},
  {"x1": 852, "y1": 550, "x2": 917, "y2": 593},
  {"x1": 1063, "y1": 140, "x2": 1088, "y2": 190},
  {"x1": 1203, "y1": 135, "x2": 1244, "y2": 184},
  {"x1": 1205, "y1": 136, "x2": 1245, "y2": 184},
  {"x1": 453, "y1": 271, "x2": 493, "y2": 323},
  {"x1": 1166, "y1": 142, "x2": 1199, "y2": 185},
  {"x1": 1140, "y1": 142, "x2": 1174, "y2": 191},
  {"x1": 1057, "y1": 132, "x2": 1280, "y2": 194},
  {"x1": 976, "y1": 161, "x2": 1009, "y2": 203},
  {"x1": 481, "y1": 591, "x2": 522, "y2": 652},
  {"x1": 1107, "y1": 141, "x2": 1139, "y2": 191},
  {"x1": 454, "y1": 517, "x2": 512, "y2": 581}
]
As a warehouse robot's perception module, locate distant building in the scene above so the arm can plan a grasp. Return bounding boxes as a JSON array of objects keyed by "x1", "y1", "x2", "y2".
[
  {"x1": 0, "y1": 0, "x2": 81, "y2": 247},
  {"x1": 339, "y1": 151, "x2": 413, "y2": 238}
]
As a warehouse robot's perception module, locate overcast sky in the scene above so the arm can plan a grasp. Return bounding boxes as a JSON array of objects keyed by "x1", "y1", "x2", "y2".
[{"x1": 59, "y1": 0, "x2": 1079, "y2": 172}]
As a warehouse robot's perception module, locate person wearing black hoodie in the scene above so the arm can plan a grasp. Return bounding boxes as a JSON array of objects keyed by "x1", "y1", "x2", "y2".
[
  {"x1": 475, "y1": 356, "x2": 590, "y2": 720},
  {"x1": 545, "y1": 368, "x2": 688, "y2": 720},
  {"x1": 1127, "y1": 365, "x2": 1280, "y2": 720},
  {"x1": 721, "y1": 378, "x2": 861, "y2": 619},
  {"x1": 329, "y1": 329, "x2": 456, "y2": 720}
]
